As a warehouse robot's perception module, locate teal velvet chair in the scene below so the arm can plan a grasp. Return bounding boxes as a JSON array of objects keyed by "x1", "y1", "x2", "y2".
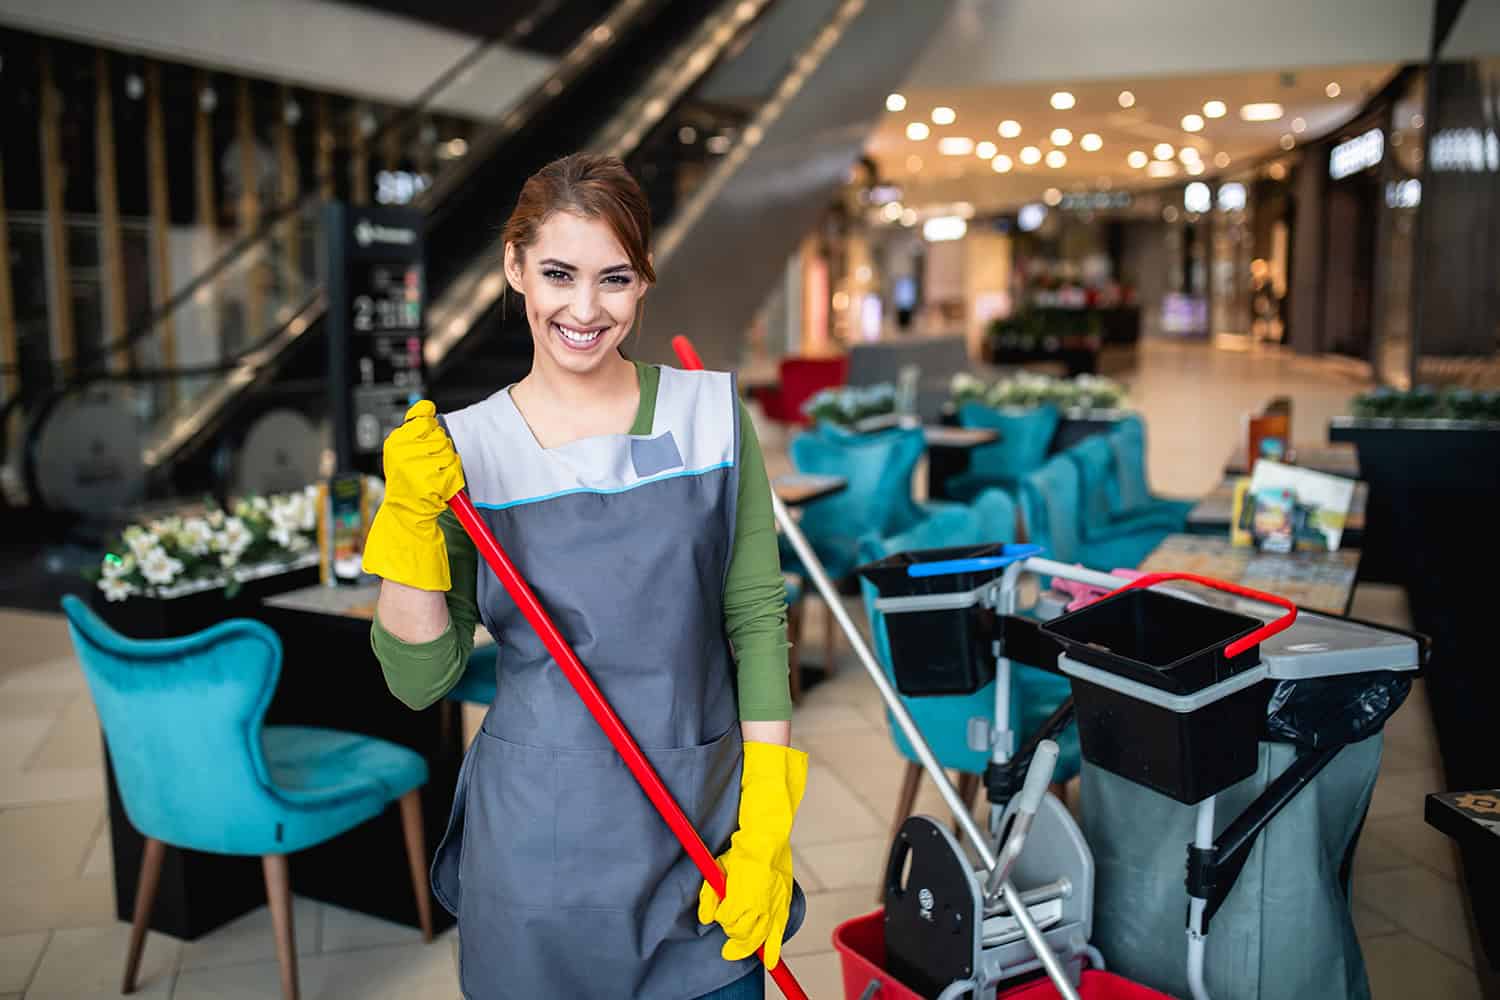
[
  {"x1": 1066, "y1": 434, "x2": 1187, "y2": 545},
  {"x1": 448, "y1": 643, "x2": 498, "y2": 705},
  {"x1": 1109, "y1": 415, "x2": 1195, "y2": 525},
  {"x1": 1019, "y1": 454, "x2": 1162, "y2": 571},
  {"x1": 942, "y1": 402, "x2": 1061, "y2": 502},
  {"x1": 856, "y1": 493, "x2": 1080, "y2": 862},
  {"x1": 61, "y1": 596, "x2": 432, "y2": 999}
]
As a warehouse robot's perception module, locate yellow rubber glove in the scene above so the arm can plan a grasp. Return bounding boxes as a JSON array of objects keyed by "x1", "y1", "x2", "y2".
[
  {"x1": 360, "y1": 401, "x2": 466, "y2": 591},
  {"x1": 698, "y1": 741, "x2": 809, "y2": 971}
]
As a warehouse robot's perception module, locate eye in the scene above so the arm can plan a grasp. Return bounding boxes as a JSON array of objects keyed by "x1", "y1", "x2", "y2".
[
  {"x1": 542, "y1": 269, "x2": 572, "y2": 283},
  {"x1": 603, "y1": 274, "x2": 634, "y2": 286}
]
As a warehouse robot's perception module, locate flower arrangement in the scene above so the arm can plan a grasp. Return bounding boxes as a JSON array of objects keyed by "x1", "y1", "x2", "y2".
[
  {"x1": 1351, "y1": 386, "x2": 1500, "y2": 423},
  {"x1": 90, "y1": 486, "x2": 322, "y2": 602},
  {"x1": 950, "y1": 372, "x2": 1129, "y2": 412},
  {"x1": 801, "y1": 383, "x2": 898, "y2": 427}
]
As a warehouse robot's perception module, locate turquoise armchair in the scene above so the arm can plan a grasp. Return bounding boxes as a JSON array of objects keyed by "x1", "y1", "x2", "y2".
[
  {"x1": 1020, "y1": 454, "x2": 1163, "y2": 571},
  {"x1": 61, "y1": 595, "x2": 432, "y2": 999},
  {"x1": 1067, "y1": 435, "x2": 1187, "y2": 544},
  {"x1": 942, "y1": 402, "x2": 1061, "y2": 502},
  {"x1": 1109, "y1": 415, "x2": 1195, "y2": 525}
]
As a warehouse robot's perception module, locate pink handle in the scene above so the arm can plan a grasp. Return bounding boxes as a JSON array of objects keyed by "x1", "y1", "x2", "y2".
[{"x1": 1099, "y1": 571, "x2": 1298, "y2": 659}]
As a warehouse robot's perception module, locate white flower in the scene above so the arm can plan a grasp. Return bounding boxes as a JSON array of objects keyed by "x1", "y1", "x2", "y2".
[
  {"x1": 288, "y1": 534, "x2": 311, "y2": 552},
  {"x1": 177, "y1": 518, "x2": 215, "y2": 556},
  {"x1": 252, "y1": 496, "x2": 269, "y2": 512},
  {"x1": 268, "y1": 525, "x2": 293, "y2": 548},
  {"x1": 219, "y1": 517, "x2": 252, "y2": 554},
  {"x1": 207, "y1": 509, "x2": 226, "y2": 529},
  {"x1": 124, "y1": 527, "x2": 160, "y2": 562},
  {"x1": 139, "y1": 546, "x2": 180, "y2": 586},
  {"x1": 98, "y1": 576, "x2": 135, "y2": 602},
  {"x1": 220, "y1": 551, "x2": 240, "y2": 569},
  {"x1": 101, "y1": 553, "x2": 135, "y2": 580}
]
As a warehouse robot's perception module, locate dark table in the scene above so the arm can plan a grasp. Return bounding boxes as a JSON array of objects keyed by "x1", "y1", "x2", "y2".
[
  {"x1": 772, "y1": 474, "x2": 848, "y2": 507},
  {"x1": 922, "y1": 426, "x2": 1001, "y2": 501}
]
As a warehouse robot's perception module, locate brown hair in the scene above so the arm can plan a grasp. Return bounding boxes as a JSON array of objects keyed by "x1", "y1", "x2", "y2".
[{"x1": 502, "y1": 153, "x2": 656, "y2": 285}]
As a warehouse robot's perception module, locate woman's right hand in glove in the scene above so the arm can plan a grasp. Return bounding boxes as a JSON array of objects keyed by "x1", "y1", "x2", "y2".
[{"x1": 361, "y1": 400, "x2": 466, "y2": 591}]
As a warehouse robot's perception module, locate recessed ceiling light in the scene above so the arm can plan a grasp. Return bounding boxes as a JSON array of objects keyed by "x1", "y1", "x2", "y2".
[
  {"x1": 1147, "y1": 160, "x2": 1179, "y2": 178},
  {"x1": 1118, "y1": 90, "x2": 1136, "y2": 108},
  {"x1": 906, "y1": 154, "x2": 923, "y2": 172},
  {"x1": 1153, "y1": 143, "x2": 1175, "y2": 161},
  {"x1": 886, "y1": 93, "x2": 907, "y2": 112},
  {"x1": 1186, "y1": 161, "x2": 1205, "y2": 175},
  {"x1": 1045, "y1": 149, "x2": 1067, "y2": 168},
  {"x1": 976, "y1": 141, "x2": 997, "y2": 159},
  {"x1": 1214, "y1": 151, "x2": 1231, "y2": 167},
  {"x1": 1240, "y1": 102, "x2": 1284, "y2": 122},
  {"x1": 1127, "y1": 150, "x2": 1148, "y2": 168},
  {"x1": 1268, "y1": 162, "x2": 1287, "y2": 180},
  {"x1": 931, "y1": 106, "x2": 956, "y2": 125},
  {"x1": 1163, "y1": 205, "x2": 1180, "y2": 222},
  {"x1": 1203, "y1": 100, "x2": 1227, "y2": 119},
  {"x1": 1050, "y1": 91, "x2": 1076, "y2": 110},
  {"x1": 992, "y1": 154, "x2": 1014, "y2": 173},
  {"x1": 906, "y1": 121, "x2": 930, "y2": 141},
  {"x1": 1020, "y1": 145, "x2": 1042, "y2": 165},
  {"x1": 1181, "y1": 114, "x2": 1205, "y2": 133},
  {"x1": 900, "y1": 207, "x2": 918, "y2": 227},
  {"x1": 1050, "y1": 128, "x2": 1073, "y2": 146},
  {"x1": 1178, "y1": 146, "x2": 1201, "y2": 163},
  {"x1": 1280, "y1": 134, "x2": 1296, "y2": 150},
  {"x1": 1411, "y1": 113, "x2": 1425, "y2": 129},
  {"x1": 1080, "y1": 133, "x2": 1103, "y2": 152},
  {"x1": 882, "y1": 202, "x2": 903, "y2": 222},
  {"x1": 998, "y1": 119, "x2": 1021, "y2": 138},
  {"x1": 1326, "y1": 82, "x2": 1341, "y2": 98},
  {"x1": 1043, "y1": 187, "x2": 1062, "y2": 206},
  {"x1": 938, "y1": 136, "x2": 974, "y2": 156},
  {"x1": 1291, "y1": 117, "x2": 1307, "y2": 133}
]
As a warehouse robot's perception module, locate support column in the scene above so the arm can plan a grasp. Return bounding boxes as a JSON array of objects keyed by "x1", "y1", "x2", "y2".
[
  {"x1": 95, "y1": 49, "x2": 130, "y2": 373},
  {"x1": 39, "y1": 46, "x2": 76, "y2": 378}
]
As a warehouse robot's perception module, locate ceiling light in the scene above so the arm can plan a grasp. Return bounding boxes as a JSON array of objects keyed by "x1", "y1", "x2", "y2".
[
  {"x1": 906, "y1": 121, "x2": 930, "y2": 140},
  {"x1": 1050, "y1": 91, "x2": 1075, "y2": 110},
  {"x1": 998, "y1": 119, "x2": 1021, "y2": 138},
  {"x1": 1203, "y1": 100, "x2": 1227, "y2": 119},
  {"x1": 932, "y1": 106, "x2": 957, "y2": 125},
  {"x1": 1080, "y1": 133, "x2": 1103, "y2": 152},
  {"x1": 1050, "y1": 128, "x2": 1073, "y2": 146},
  {"x1": 1268, "y1": 162, "x2": 1287, "y2": 180},
  {"x1": 1185, "y1": 182, "x2": 1212, "y2": 213},
  {"x1": 992, "y1": 154, "x2": 1014, "y2": 173},
  {"x1": 1280, "y1": 134, "x2": 1296, "y2": 150},
  {"x1": 1325, "y1": 82, "x2": 1341, "y2": 98},
  {"x1": 881, "y1": 202, "x2": 903, "y2": 222},
  {"x1": 1147, "y1": 160, "x2": 1178, "y2": 178},
  {"x1": 906, "y1": 154, "x2": 923, "y2": 172},
  {"x1": 1186, "y1": 161, "x2": 1205, "y2": 175},
  {"x1": 976, "y1": 140, "x2": 997, "y2": 159},
  {"x1": 1043, "y1": 187, "x2": 1062, "y2": 206},
  {"x1": 1178, "y1": 146, "x2": 1201, "y2": 163},
  {"x1": 1214, "y1": 151, "x2": 1231, "y2": 167},
  {"x1": 900, "y1": 208, "x2": 918, "y2": 227},
  {"x1": 1045, "y1": 150, "x2": 1067, "y2": 168},
  {"x1": 1411, "y1": 113, "x2": 1425, "y2": 129},
  {"x1": 1020, "y1": 145, "x2": 1042, "y2": 165},
  {"x1": 1153, "y1": 143, "x2": 1175, "y2": 161},
  {"x1": 706, "y1": 134, "x2": 730, "y2": 154},
  {"x1": 938, "y1": 136, "x2": 974, "y2": 156},
  {"x1": 886, "y1": 93, "x2": 907, "y2": 112},
  {"x1": 1240, "y1": 102, "x2": 1284, "y2": 122},
  {"x1": 678, "y1": 125, "x2": 697, "y2": 144},
  {"x1": 923, "y1": 216, "x2": 967, "y2": 242},
  {"x1": 1181, "y1": 114, "x2": 1205, "y2": 133},
  {"x1": 1118, "y1": 90, "x2": 1136, "y2": 108},
  {"x1": 1291, "y1": 117, "x2": 1307, "y2": 133},
  {"x1": 1127, "y1": 150, "x2": 1148, "y2": 168}
]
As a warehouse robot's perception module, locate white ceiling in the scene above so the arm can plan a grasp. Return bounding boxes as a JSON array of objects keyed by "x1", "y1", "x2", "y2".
[{"x1": 866, "y1": 63, "x2": 1400, "y2": 215}]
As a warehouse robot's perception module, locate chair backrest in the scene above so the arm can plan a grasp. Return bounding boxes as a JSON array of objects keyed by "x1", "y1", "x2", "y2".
[
  {"x1": 957, "y1": 402, "x2": 1061, "y2": 486},
  {"x1": 61, "y1": 595, "x2": 283, "y2": 851},
  {"x1": 1066, "y1": 434, "x2": 1121, "y2": 534},
  {"x1": 846, "y1": 336, "x2": 969, "y2": 389},
  {"x1": 1019, "y1": 455, "x2": 1083, "y2": 563},
  {"x1": 970, "y1": 487, "x2": 1021, "y2": 545},
  {"x1": 1110, "y1": 415, "x2": 1153, "y2": 513},
  {"x1": 791, "y1": 424, "x2": 927, "y2": 543},
  {"x1": 777, "y1": 356, "x2": 849, "y2": 423}
]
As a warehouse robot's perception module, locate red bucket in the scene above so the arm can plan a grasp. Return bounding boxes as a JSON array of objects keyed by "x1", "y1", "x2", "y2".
[{"x1": 834, "y1": 908, "x2": 1174, "y2": 1000}]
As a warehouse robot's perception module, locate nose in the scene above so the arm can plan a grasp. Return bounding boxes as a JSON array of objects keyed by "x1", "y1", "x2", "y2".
[{"x1": 570, "y1": 281, "x2": 602, "y2": 324}]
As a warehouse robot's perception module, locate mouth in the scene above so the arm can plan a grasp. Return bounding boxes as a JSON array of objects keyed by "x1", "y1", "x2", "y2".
[{"x1": 551, "y1": 321, "x2": 608, "y2": 351}]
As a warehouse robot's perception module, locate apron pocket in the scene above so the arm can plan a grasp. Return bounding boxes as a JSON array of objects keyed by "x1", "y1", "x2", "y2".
[{"x1": 461, "y1": 725, "x2": 560, "y2": 908}]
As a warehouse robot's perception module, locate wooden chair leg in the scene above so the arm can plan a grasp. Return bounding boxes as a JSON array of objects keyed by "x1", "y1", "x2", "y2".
[
  {"x1": 262, "y1": 854, "x2": 300, "y2": 1000},
  {"x1": 399, "y1": 790, "x2": 435, "y2": 942},
  {"x1": 882, "y1": 761, "x2": 925, "y2": 901},
  {"x1": 122, "y1": 837, "x2": 165, "y2": 994},
  {"x1": 786, "y1": 598, "x2": 804, "y2": 705}
]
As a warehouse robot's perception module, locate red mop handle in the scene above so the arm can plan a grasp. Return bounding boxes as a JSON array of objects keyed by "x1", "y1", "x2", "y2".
[
  {"x1": 1104, "y1": 571, "x2": 1298, "y2": 658},
  {"x1": 447, "y1": 492, "x2": 807, "y2": 1000}
]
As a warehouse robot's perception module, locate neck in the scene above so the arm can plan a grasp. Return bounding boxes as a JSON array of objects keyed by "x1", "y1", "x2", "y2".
[{"x1": 523, "y1": 350, "x2": 637, "y2": 413}]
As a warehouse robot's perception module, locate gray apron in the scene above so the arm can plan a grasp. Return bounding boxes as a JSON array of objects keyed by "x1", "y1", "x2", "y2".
[{"x1": 432, "y1": 366, "x2": 804, "y2": 999}]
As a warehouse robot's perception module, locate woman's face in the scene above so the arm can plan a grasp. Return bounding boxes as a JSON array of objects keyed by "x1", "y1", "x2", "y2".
[{"x1": 505, "y1": 211, "x2": 648, "y2": 377}]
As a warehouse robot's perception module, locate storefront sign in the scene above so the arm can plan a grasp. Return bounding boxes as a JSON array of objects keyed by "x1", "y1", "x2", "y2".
[
  {"x1": 1329, "y1": 128, "x2": 1384, "y2": 180},
  {"x1": 1429, "y1": 128, "x2": 1500, "y2": 173}
]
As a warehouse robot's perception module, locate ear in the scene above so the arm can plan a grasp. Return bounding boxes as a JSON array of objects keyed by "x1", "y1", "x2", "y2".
[{"x1": 503, "y1": 243, "x2": 525, "y2": 295}]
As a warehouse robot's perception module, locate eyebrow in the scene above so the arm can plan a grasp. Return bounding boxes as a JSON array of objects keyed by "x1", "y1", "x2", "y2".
[{"x1": 537, "y1": 258, "x2": 633, "y2": 274}]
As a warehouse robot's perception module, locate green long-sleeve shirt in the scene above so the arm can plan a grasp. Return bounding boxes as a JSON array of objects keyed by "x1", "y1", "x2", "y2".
[{"x1": 370, "y1": 362, "x2": 793, "y2": 721}]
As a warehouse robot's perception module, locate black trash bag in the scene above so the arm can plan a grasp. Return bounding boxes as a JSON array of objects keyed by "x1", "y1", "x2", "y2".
[{"x1": 1264, "y1": 671, "x2": 1413, "y2": 750}]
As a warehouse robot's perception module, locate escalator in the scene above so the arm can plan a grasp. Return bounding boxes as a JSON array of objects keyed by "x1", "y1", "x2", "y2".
[{"x1": 21, "y1": 0, "x2": 952, "y2": 520}]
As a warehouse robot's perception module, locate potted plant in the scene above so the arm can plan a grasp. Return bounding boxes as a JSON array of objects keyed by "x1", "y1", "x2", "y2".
[
  {"x1": 800, "y1": 383, "x2": 901, "y2": 431},
  {"x1": 947, "y1": 372, "x2": 1132, "y2": 452}
]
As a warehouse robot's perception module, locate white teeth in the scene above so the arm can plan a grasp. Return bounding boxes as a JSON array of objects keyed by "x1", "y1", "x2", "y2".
[{"x1": 554, "y1": 323, "x2": 602, "y2": 345}]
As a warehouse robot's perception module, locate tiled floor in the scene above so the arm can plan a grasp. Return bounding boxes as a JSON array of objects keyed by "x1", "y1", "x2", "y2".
[{"x1": 0, "y1": 338, "x2": 1485, "y2": 998}]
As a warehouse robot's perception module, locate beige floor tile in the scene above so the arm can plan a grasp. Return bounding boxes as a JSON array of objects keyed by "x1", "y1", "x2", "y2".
[
  {"x1": 0, "y1": 799, "x2": 102, "y2": 886},
  {"x1": 0, "y1": 613, "x2": 77, "y2": 678},
  {"x1": 765, "y1": 949, "x2": 847, "y2": 999},
  {"x1": 1353, "y1": 829, "x2": 1415, "y2": 882},
  {"x1": 179, "y1": 898, "x2": 321, "y2": 971},
  {"x1": 0, "y1": 655, "x2": 84, "y2": 698},
  {"x1": 0, "y1": 768, "x2": 105, "y2": 808},
  {"x1": 1380, "y1": 738, "x2": 1443, "y2": 777},
  {"x1": 1364, "y1": 932, "x2": 1483, "y2": 1000},
  {"x1": 1359, "y1": 866, "x2": 1478, "y2": 969},
  {"x1": 0, "y1": 690, "x2": 75, "y2": 730},
  {"x1": 790, "y1": 849, "x2": 825, "y2": 893},
  {"x1": 0, "y1": 718, "x2": 53, "y2": 771},
  {"x1": 26, "y1": 693, "x2": 103, "y2": 772},
  {"x1": 81, "y1": 821, "x2": 112, "y2": 879},
  {"x1": 1354, "y1": 902, "x2": 1399, "y2": 940},
  {"x1": 784, "y1": 888, "x2": 880, "y2": 959},
  {"x1": 0, "y1": 875, "x2": 115, "y2": 935},
  {"x1": 798, "y1": 836, "x2": 891, "y2": 892},
  {"x1": 1348, "y1": 583, "x2": 1413, "y2": 632},
  {"x1": 1367, "y1": 767, "x2": 1443, "y2": 822},
  {"x1": 25, "y1": 923, "x2": 179, "y2": 999},
  {"x1": 1367, "y1": 812, "x2": 1461, "y2": 882},
  {"x1": 174, "y1": 940, "x2": 457, "y2": 1000},
  {"x1": 319, "y1": 903, "x2": 430, "y2": 954},
  {"x1": 792, "y1": 764, "x2": 885, "y2": 847},
  {"x1": 0, "y1": 930, "x2": 48, "y2": 993}
]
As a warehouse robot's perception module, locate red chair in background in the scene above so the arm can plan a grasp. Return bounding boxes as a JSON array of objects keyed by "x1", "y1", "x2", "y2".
[{"x1": 750, "y1": 356, "x2": 850, "y2": 426}]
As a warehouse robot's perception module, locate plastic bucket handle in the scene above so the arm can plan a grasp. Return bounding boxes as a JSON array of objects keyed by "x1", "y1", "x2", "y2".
[
  {"x1": 905, "y1": 544, "x2": 1044, "y2": 578},
  {"x1": 1101, "y1": 571, "x2": 1298, "y2": 659}
]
